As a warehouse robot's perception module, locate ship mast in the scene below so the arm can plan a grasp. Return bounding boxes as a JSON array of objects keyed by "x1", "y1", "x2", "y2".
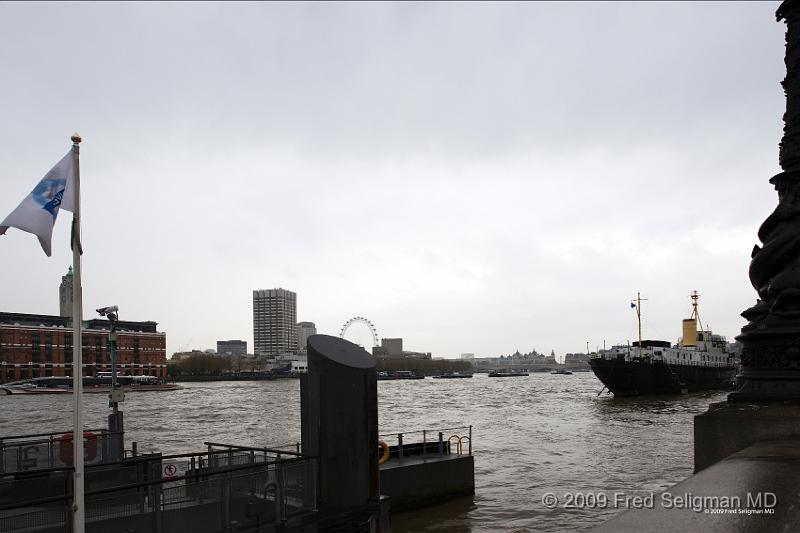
[
  {"x1": 690, "y1": 290, "x2": 706, "y2": 342},
  {"x1": 632, "y1": 292, "x2": 647, "y2": 358}
]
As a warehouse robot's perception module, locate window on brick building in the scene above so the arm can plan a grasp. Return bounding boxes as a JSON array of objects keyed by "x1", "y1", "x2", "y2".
[{"x1": 31, "y1": 333, "x2": 40, "y2": 363}]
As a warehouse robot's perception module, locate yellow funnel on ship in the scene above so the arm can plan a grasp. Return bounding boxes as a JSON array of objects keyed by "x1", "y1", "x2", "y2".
[{"x1": 682, "y1": 318, "x2": 697, "y2": 346}]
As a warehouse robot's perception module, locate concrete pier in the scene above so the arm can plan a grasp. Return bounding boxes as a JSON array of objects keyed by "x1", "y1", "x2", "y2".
[
  {"x1": 694, "y1": 402, "x2": 800, "y2": 472},
  {"x1": 591, "y1": 440, "x2": 800, "y2": 533},
  {"x1": 380, "y1": 454, "x2": 474, "y2": 512}
]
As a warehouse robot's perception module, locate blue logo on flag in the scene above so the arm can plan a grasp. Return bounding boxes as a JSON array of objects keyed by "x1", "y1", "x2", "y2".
[
  {"x1": 43, "y1": 190, "x2": 64, "y2": 217},
  {"x1": 31, "y1": 178, "x2": 66, "y2": 219}
]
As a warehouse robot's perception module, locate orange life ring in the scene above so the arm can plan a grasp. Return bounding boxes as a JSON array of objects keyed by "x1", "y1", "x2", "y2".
[
  {"x1": 378, "y1": 440, "x2": 390, "y2": 465},
  {"x1": 59, "y1": 431, "x2": 98, "y2": 464}
]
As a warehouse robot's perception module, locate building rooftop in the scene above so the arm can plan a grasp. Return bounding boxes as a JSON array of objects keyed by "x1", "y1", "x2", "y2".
[{"x1": 0, "y1": 311, "x2": 161, "y2": 333}]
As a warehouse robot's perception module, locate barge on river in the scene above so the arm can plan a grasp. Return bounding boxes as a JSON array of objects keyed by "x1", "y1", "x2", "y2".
[
  {"x1": 488, "y1": 371, "x2": 529, "y2": 377},
  {"x1": 0, "y1": 375, "x2": 179, "y2": 394}
]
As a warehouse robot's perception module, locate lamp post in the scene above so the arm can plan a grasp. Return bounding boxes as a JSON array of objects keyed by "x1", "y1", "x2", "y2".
[
  {"x1": 730, "y1": 0, "x2": 800, "y2": 402},
  {"x1": 694, "y1": 0, "x2": 800, "y2": 472},
  {"x1": 97, "y1": 305, "x2": 124, "y2": 461}
]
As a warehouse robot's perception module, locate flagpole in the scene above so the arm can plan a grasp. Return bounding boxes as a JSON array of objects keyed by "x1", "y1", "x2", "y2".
[{"x1": 70, "y1": 132, "x2": 85, "y2": 533}]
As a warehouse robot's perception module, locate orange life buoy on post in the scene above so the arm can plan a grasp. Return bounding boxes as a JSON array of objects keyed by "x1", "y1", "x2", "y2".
[
  {"x1": 59, "y1": 431, "x2": 98, "y2": 464},
  {"x1": 378, "y1": 440, "x2": 390, "y2": 465}
]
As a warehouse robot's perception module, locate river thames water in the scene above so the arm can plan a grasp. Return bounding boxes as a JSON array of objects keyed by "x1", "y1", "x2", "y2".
[{"x1": 0, "y1": 372, "x2": 727, "y2": 532}]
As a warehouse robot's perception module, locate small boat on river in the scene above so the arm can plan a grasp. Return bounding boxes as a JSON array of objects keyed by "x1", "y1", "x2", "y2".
[
  {"x1": 377, "y1": 371, "x2": 425, "y2": 381},
  {"x1": 488, "y1": 371, "x2": 529, "y2": 377}
]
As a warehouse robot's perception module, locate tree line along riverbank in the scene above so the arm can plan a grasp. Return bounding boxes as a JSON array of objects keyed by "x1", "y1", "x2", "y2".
[{"x1": 167, "y1": 352, "x2": 475, "y2": 380}]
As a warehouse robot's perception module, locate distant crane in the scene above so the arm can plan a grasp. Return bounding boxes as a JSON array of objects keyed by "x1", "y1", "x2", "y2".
[{"x1": 175, "y1": 339, "x2": 193, "y2": 354}]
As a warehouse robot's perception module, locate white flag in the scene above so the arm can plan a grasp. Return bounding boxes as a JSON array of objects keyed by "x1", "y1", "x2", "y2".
[{"x1": 0, "y1": 150, "x2": 75, "y2": 256}]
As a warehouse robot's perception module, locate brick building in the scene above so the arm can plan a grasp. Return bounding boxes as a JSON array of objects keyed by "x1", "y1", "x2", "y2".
[{"x1": 0, "y1": 312, "x2": 167, "y2": 383}]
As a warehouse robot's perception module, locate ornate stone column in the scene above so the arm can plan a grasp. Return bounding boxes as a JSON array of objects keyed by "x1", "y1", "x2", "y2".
[
  {"x1": 694, "y1": 0, "x2": 800, "y2": 472},
  {"x1": 730, "y1": 0, "x2": 800, "y2": 401}
]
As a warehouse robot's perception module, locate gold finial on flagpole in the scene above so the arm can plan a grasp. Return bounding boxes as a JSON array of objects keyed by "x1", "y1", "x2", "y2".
[{"x1": 71, "y1": 133, "x2": 82, "y2": 144}]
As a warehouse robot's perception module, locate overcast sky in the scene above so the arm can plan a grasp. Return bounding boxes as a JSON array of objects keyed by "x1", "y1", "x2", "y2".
[{"x1": 0, "y1": 2, "x2": 788, "y2": 358}]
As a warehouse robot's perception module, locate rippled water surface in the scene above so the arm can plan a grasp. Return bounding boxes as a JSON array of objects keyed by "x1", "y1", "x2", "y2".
[{"x1": 0, "y1": 373, "x2": 727, "y2": 532}]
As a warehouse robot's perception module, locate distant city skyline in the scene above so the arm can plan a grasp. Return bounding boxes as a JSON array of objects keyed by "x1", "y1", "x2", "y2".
[{"x1": 0, "y1": 2, "x2": 785, "y2": 358}]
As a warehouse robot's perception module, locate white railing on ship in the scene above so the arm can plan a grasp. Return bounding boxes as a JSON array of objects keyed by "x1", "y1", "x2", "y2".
[{"x1": 662, "y1": 359, "x2": 734, "y2": 368}]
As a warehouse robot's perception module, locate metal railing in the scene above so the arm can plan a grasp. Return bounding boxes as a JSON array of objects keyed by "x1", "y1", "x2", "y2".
[
  {"x1": 0, "y1": 445, "x2": 317, "y2": 533},
  {"x1": 593, "y1": 353, "x2": 735, "y2": 368},
  {"x1": 662, "y1": 359, "x2": 735, "y2": 368},
  {"x1": 378, "y1": 425, "x2": 472, "y2": 462},
  {"x1": 0, "y1": 428, "x2": 116, "y2": 474}
]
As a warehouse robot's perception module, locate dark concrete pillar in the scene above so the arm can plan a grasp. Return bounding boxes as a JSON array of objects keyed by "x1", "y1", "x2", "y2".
[{"x1": 300, "y1": 334, "x2": 378, "y2": 511}]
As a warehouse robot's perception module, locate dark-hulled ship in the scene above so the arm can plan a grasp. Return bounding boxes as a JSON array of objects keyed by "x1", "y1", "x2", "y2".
[{"x1": 590, "y1": 291, "x2": 737, "y2": 396}]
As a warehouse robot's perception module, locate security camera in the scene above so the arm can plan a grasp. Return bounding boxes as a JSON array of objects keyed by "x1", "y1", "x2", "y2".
[{"x1": 96, "y1": 305, "x2": 119, "y2": 316}]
